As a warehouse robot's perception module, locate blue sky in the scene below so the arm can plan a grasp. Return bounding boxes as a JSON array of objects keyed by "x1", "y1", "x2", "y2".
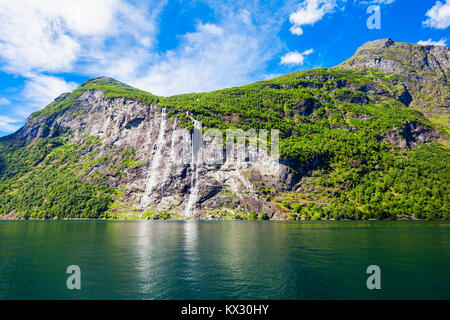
[{"x1": 0, "y1": 0, "x2": 449, "y2": 136}]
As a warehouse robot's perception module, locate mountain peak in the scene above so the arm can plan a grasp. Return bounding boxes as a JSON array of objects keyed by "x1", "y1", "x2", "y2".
[
  {"x1": 356, "y1": 38, "x2": 395, "y2": 53},
  {"x1": 26, "y1": 76, "x2": 158, "y2": 124},
  {"x1": 338, "y1": 38, "x2": 450, "y2": 77},
  {"x1": 79, "y1": 77, "x2": 131, "y2": 89},
  {"x1": 336, "y1": 38, "x2": 450, "y2": 134}
]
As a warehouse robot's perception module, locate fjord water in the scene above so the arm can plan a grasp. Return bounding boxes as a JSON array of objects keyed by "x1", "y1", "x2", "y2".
[{"x1": 0, "y1": 221, "x2": 448, "y2": 300}]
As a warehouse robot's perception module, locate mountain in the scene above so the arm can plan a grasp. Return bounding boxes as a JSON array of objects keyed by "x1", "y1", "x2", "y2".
[
  {"x1": 0, "y1": 39, "x2": 448, "y2": 220},
  {"x1": 337, "y1": 38, "x2": 449, "y2": 136}
]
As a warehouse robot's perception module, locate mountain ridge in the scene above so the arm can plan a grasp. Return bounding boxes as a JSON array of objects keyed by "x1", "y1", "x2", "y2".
[
  {"x1": 337, "y1": 38, "x2": 449, "y2": 135},
  {"x1": 1, "y1": 39, "x2": 448, "y2": 220}
]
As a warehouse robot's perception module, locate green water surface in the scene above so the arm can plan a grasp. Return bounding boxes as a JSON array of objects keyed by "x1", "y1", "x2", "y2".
[{"x1": 0, "y1": 220, "x2": 448, "y2": 299}]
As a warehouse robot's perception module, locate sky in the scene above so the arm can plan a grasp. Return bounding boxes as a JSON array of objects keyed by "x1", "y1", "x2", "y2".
[{"x1": 0, "y1": 0, "x2": 449, "y2": 136}]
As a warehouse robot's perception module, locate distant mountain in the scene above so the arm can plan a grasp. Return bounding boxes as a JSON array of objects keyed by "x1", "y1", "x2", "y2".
[
  {"x1": 0, "y1": 39, "x2": 448, "y2": 220},
  {"x1": 338, "y1": 38, "x2": 449, "y2": 136}
]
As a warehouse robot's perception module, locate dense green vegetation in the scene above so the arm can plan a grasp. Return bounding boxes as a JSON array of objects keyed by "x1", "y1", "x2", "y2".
[
  {"x1": 280, "y1": 143, "x2": 449, "y2": 220},
  {"x1": 0, "y1": 67, "x2": 448, "y2": 220},
  {"x1": 0, "y1": 136, "x2": 113, "y2": 219},
  {"x1": 156, "y1": 68, "x2": 448, "y2": 220}
]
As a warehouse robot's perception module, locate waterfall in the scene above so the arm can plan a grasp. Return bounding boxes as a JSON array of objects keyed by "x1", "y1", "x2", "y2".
[
  {"x1": 184, "y1": 120, "x2": 201, "y2": 216},
  {"x1": 160, "y1": 119, "x2": 178, "y2": 199},
  {"x1": 141, "y1": 108, "x2": 167, "y2": 210}
]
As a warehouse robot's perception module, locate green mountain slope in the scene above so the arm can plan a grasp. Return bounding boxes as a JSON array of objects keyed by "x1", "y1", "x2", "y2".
[
  {"x1": 0, "y1": 40, "x2": 449, "y2": 220},
  {"x1": 337, "y1": 38, "x2": 450, "y2": 136}
]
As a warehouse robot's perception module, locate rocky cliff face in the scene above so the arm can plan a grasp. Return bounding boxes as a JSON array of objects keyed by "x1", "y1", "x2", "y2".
[{"x1": 15, "y1": 88, "x2": 298, "y2": 219}]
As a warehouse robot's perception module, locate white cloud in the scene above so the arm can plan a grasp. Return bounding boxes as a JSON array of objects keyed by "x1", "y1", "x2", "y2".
[
  {"x1": 289, "y1": 0, "x2": 337, "y2": 36},
  {"x1": 0, "y1": 98, "x2": 10, "y2": 105},
  {"x1": 423, "y1": 0, "x2": 450, "y2": 29},
  {"x1": 96, "y1": 3, "x2": 291, "y2": 96},
  {"x1": 124, "y1": 18, "x2": 283, "y2": 96},
  {"x1": 0, "y1": 0, "x2": 160, "y2": 75},
  {"x1": 418, "y1": 38, "x2": 448, "y2": 46},
  {"x1": 21, "y1": 75, "x2": 77, "y2": 111},
  {"x1": 0, "y1": 115, "x2": 22, "y2": 132},
  {"x1": 0, "y1": 0, "x2": 164, "y2": 125},
  {"x1": 290, "y1": 26, "x2": 305, "y2": 35},
  {"x1": 357, "y1": 0, "x2": 396, "y2": 4},
  {"x1": 0, "y1": 0, "x2": 298, "y2": 134},
  {"x1": 280, "y1": 49, "x2": 314, "y2": 65},
  {"x1": 0, "y1": 4, "x2": 80, "y2": 74},
  {"x1": 0, "y1": 0, "x2": 289, "y2": 99}
]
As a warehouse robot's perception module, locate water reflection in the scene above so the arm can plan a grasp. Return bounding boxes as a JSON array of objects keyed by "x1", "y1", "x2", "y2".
[
  {"x1": 183, "y1": 221, "x2": 198, "y2": 258},
  {"x1": 135, "y1": 221, "x2": 154, "y2": 295}
]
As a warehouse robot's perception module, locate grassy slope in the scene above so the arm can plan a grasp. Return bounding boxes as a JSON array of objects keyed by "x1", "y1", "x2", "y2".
[{"x1": 0, "y1": 69, "x2": 448, "y2": 220}]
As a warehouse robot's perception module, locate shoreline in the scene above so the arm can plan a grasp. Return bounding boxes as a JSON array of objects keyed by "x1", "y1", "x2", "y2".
[{"x1": 0, "y1": 217, "x2": 447, "y2": 222}]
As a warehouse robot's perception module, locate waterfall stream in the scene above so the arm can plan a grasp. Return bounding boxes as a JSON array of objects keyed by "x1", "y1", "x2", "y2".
[
  {"x1": 184, "y1": 120, "x2": 201, "y2": 216},
  {"x1": 160, "y1": 119, "x2": 178, "y2": 199},
  {"x1": 140, "y1": 108, "x2": 167, "y2": 210},
  {"x1": 141, "y1": 109, "x2": 202, "y2": 216}
]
